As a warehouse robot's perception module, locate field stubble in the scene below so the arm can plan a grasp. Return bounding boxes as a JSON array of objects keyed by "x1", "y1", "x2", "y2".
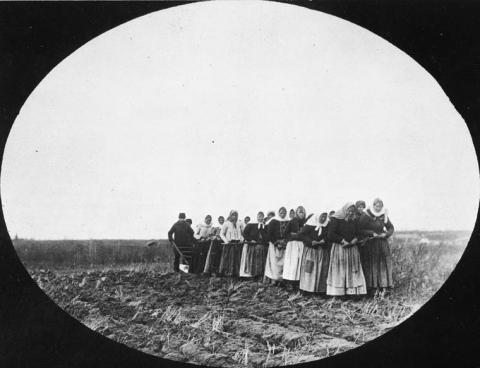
[{"x1": 24, "y1": 233, "x2": 465, "y2": 367}]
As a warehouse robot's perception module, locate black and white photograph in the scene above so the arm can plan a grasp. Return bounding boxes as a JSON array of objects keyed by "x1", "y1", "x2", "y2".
[{"x1": 1, "y1": 1, "x2": 480, "y2": 367}]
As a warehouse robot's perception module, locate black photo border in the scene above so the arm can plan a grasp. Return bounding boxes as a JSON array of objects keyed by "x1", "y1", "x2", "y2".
[{"x1": 0, "y1": 1, "x2": 479, "y2": 367}]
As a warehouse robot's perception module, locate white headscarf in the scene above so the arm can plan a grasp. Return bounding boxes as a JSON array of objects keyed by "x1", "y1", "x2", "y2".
[
  {"x1": 317, "y1": 213, "x2": 330, "y2": 231},
  {"x1": 332, "y1": 202, "x2": 355, "y2": 220},
  {"x1": 305, "y1": 214, "x2": 320, "y2": 227},
  {"x1": 274, "y1": 207, "x2": 288, "y2": 222},
  {"x1": 367, "y1": 198, "x2": 389, "y2": 224}
]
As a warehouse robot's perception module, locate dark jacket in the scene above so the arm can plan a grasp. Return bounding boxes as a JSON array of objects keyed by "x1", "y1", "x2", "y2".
[
  {"x1": 266, "y1": 219, "x2": 281, "y2": 244},
  {"x1": 327, "y1": 217, "x2": 358, "y2": 243},
  {"x1": 243, "y1": 223, "x2": 268, "y2": 244},
  {"x1": 297, "y1": 223, "x2": 330, "y2": 247},
  {"x1": 167, "y1": 220, "x2": 194, "y2": 246},
  {"x1": 284, "y1": 217, "x2": 307, "y2": 241},
  {"x1": 357, "y1": 210, "x2": 394, "y2": 238}
]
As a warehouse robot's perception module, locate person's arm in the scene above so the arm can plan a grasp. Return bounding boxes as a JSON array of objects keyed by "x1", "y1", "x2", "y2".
[
  {"x1": 188, "y1": 226, "x2": 196, "y2": 244},
  {"x1": 168, "y1": 223, "x2": 175, "y2": 242},
  {"x1": 220, "y1": 223, "x2": 229, "y2": 243},
  {"x1": 239, "y1": 222, "x2": 245, "y2": 242},
  {"x1": 385, "y1": 218, "x2": 395, "y2": 238},
  {"x1": 327, "y1": 219, "x2": 344, "y2": 244},
  {"x1": 194, "y1": 225, "x2": 202, "y2": 240}
]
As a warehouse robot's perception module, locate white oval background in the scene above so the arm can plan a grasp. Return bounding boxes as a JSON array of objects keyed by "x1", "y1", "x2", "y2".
[{"x1": 1, "y1": 1, "x2": 478, "y2": 240}]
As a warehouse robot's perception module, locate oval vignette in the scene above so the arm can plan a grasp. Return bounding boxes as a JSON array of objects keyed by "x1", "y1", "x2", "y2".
[{"x1": 1, "y1": 1, "x2": 479, "y2": 367}]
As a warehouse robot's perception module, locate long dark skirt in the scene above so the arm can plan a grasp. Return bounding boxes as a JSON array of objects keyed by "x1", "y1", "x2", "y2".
[
  {"x1": 359, "y1": 238, "x2": 393, "y2": 288},
  {"x1": 203, "y1": 239, "x2": 223, "y2": 274},
  {"x1": 252, "y1": 243, "x2": 269, "y2": 277},
  {"x1": 219, "y1": 242, "x2": 243, "y2": 277},
  {"x1": 191, "y1": 240, "x2": 211, "y2": 274}
]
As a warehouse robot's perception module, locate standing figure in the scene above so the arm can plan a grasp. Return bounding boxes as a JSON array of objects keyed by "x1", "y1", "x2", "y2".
[
  {"x1": 264, "y1": 207, "x2": 289, "y2": 284},
  {"x1": 357, "y1": 198, "x2": 395, "y2": 294},
  {"x1": 191, "y1": 215, "x2": 215, "y2": 274},
  {"x1": 167, "y1": 212, "x2": 194, "y2": 272},
  {"x1": 298, "y1": 212, "x2": 332, "y2": 294},
  {"x1": 203, "y1": 216, "x2": 225, "y2": 276},
  {"x1": 219, "y1": 210, "x2": 244, "y2": 277},
  {"x1": 282, "y1": 206, "x2": 307, "y2": 289},
  {"x1": 326, "y1": 203, "x2": 367, "y2": 296},
  {"x1": 240, "y1": 211, "x2": 269, "y2": 279}
]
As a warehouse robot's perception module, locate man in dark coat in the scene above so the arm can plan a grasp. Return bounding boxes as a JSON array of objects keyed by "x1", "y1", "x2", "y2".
[{"x1": 167, "y1": 212, "x2": 194, "y2": 272}]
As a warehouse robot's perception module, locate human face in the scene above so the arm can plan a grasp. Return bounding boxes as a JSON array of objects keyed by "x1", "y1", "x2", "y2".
[
  {"x1": 257, "y1": 213, "x2": 264, "y2": 223},
  {"x1": 357, "y1": 204, "x2": 365, "y2": 212},
  {"x1": 296, "y1": 207, "x2": 306, "y2": 219},
  {"x1": 373, "y1": 201, "x2": 383, "y2": 212},
  {"x1": 231, "y1": 213, "x2": 238, "y2": 222},
  {"x1": 205, "y1": 216, "x2": 212, "y2": 225},
  {"x1": 279, "y1": 208, "x2": 287, "y2": 219},
  {"x1": 289, "y1": 210, "x2": 295, "y2": 219},
  {"x1": 346, "y1": 205, "x2": 356, "y2": 219},
  {"x1": 218, "y1": 217, "x2": 224, "y2": 225},
  {"x1": 244, "y1": 216, "x2": 250, "y2": 224},
  {"x1": 320, "y1": 213, "x2": 328, "y2": 223}
]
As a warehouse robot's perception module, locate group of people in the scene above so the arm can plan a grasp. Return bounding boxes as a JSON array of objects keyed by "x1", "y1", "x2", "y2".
[{"x1": 167, "y1": 198, "x2": 394, "y2": 297}]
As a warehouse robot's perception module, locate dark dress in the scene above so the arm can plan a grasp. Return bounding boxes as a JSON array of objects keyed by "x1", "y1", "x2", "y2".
[
  {"x1": 203, "y1": 229, "x2": 224, "y2": 275},
  {"x1": 191, "y1": 239, "x2": 211, "y2": 274},
  {"x1": 357, "y1": 210, "x2": 395, "y2": 289},
  {"x1": 167, "y1": 221, "x2": 194, "y2": 271},
  {"x1": 298, "y1": 224, "x2": 332, "y2": 293},
  {"x1": 326, "y1": 218, "x2": 366, "y2": 295},
  {"x1": 241, "y1": 223, "x2": 269, "y2": 277}
]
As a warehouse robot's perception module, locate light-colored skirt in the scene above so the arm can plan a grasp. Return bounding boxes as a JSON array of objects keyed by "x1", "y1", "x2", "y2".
[
  {"x1": 264, "y1": 242, "x2": 285, "y2": 280},
  {"x1": 282, "y1": 240, "x2": 304, "y2": 281},
  {"x1": 239, "y1": 243, "x2": 255, "y2": 277},
  {"x1": 326, "y1": 243, "x2": 367, "y2": 296},
  {"x1": 299, "y1": 244, "x2": 331, "y2": 293},
  {"x1": 360, "y1": 238, "x2": 393, "y2": 288}
]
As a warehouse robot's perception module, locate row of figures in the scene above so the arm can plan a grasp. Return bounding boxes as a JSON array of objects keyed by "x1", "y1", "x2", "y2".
[{"x1": 167, "y1": 199, "x2": 394, "y2": 297}]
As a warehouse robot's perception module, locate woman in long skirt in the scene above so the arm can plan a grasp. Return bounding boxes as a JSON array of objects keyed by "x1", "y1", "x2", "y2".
[
  {"x1": 282, "y1": 206, "x2": 307, "y2": 289},
  {"x1": 191, "y1": 215, "x2": 214, "y2": 274},
  {"x1": 219, "y1": 210, "x2": 244, "y2": 277},
  {"x1": 240, "y1": 211, "x2": 268, "y2": 279},
  {"x1": 358, "y1": 198, "x2": 395, "y2": 294},
  {"x1": 299, "y1": 212, "x2": 331, "y2": 294},
  {"x1": 264, "y1": 207, "x2": 289, "y2": 283},
  {"x1": 204, "y1": 216, "x2": 225, "y2": 276},
  {"x1": 326, "y1": 203, "x2": 367, "y2": 296}
]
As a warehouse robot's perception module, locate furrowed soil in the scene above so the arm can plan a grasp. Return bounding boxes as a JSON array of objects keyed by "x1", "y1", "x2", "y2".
[{"x1": 31, "y1": 268, "x2": 421, "y2": 367}]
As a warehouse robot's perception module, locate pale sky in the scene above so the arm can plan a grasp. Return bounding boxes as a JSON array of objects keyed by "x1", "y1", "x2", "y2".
[{"x1": 1, "y1": 1, "x2": 478, "y2": 240}]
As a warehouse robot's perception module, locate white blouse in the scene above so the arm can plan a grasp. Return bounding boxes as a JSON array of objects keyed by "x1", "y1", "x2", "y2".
[
  {"x1": 195, "y1": 224, "x2": 214, "y2": 239},
  {"x1": 220, "y1": 220, "x2": 244, "y2": 243}
]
